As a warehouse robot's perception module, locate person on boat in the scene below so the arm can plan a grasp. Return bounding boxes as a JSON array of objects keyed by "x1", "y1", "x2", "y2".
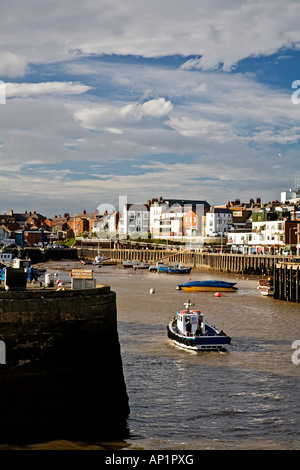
[
  {"x1": 195, "y1": 316, "x2": 202, "y2": 336},
  {"x1": 185, "y1": 319, "x2": 192, "y2": 336}
]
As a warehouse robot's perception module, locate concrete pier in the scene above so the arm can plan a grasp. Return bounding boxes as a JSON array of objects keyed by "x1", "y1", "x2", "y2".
[{"x1": 0, "y1": 286, "x2": 130, "y2": 444}]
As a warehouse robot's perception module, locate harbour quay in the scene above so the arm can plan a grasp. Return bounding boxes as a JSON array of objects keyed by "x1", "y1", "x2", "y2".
[
  {"x1": 0, "y1": 284, "x2": 130, "y2": 444},
  {"x1": 78, "y1": 246, "x2": 292, "y2": 275}
]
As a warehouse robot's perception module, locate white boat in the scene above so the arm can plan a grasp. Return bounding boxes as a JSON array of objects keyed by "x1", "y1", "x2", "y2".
[
  {"x1": 122, "y1": 260, "x2": 140, "y2": 268},
  {"x1": 257, "y1": 277, "x2": 274, "y2": 296},
  {"x1": 167, "y1": 301, "x2": 231, "y2": 352},
  {"x1": 93, "y1": 256, "x2": 112, "y2": 265},
  {"x1": 133, "y1": 262, "x2": 150, "y2": 270},
  {"x1": 148, "y1": 261, "x2": 170, "y2": 272},
  {"x1": 149, "y1": 261, "x2": 192, "y2": 274}
]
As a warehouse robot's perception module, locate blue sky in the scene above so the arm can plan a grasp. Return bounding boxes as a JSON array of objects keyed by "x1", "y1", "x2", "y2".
[{"x1": 0, "y1": 0, "x2": 300, "y2": 217}]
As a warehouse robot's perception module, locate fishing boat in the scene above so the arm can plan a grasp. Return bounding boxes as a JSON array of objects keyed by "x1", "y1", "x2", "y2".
[
  {"x1": 0, "y1": 258, "x2": 41, "y2": 283},
  {"x1": 257, "y1": 277, "x2": 274, "y2": 296},
  {"x1": 176, "y1": 280, "x2": 238, "y2": 292},
  {"x1": 148, "y1": 261, "x2": 169, "y2": 272},
  {"x1": 167, "y1": 300, "x2": 231, "y2": 351},
  {"x1": 167, "y1": 264, "x2": 192, "y2": 274},
  {"x1": 149, "y1": 261, "x2": 191, "y2": 274}
]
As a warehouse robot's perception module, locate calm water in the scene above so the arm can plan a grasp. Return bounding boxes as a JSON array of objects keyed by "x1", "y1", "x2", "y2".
[
  {"x1": 2, "y1": 261, "x2": 300, "y2": 450},
  {"x1": 100, "y1": 264, "x2": 300, "y2": 451}
]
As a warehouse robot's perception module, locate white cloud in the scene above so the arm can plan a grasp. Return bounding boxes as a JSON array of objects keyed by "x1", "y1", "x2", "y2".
[
  {"x1": 0, "y1": 52, "x2": 27, "y2": 77},
  {"x1": 73, "y1": 98, "x2": 173, "y2": 130},
  {"x1": 1, "y1": 1, "x2": 300, "y2": 76},
  {"x1": 120, "y1": 98, "x2": 173, "y2": 119},
  {"x1": 0, "y1": 1, "x2": 300, "y2": 214},
  {"x1": 5, "y1": 81, "x2": 91, "y2": 98}
]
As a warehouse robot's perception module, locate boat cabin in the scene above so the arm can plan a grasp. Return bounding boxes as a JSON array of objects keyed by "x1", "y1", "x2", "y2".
[
  {"x1": 176, "y1": 309, "x2": 205, "y2": 336},
  {"x1": 0, "y1": 253, "x2": 13, "y2": 264},
  {"x1": 13, "y1": 258, "x2": 31, "y2": 269}
]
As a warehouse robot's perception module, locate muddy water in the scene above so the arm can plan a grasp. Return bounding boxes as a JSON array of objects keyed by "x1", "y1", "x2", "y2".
[{"x1": 2, "y1": 261, "x2": 300, "y2": 450}]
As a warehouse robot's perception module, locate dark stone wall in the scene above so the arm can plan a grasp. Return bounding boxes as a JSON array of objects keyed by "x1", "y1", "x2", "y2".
[
  {"x1": 0, "y1": 287, "x2": 130, "y2": 444},
  {"x1": 274, "y1": 263, "x2": 300, "y2": 302}
]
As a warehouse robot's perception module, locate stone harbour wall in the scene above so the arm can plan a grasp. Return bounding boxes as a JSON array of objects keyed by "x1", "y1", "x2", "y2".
[{"x1": 0, "y1": 286, "x2": 130, "y2": 444}]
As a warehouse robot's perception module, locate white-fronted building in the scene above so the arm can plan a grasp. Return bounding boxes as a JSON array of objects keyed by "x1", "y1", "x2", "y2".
[
  {"x1": 92, "y1": 211, "x2": 119, "y2": 238},
  {"x1": 205, "y1": 208, "x2": 233, "y2": 237},
  {"x1": 119, "y1": 203, "x2": 150, "y2": 239},
  {"x1": 150, "y1": 198, "x2": 210, "y2": 239}
]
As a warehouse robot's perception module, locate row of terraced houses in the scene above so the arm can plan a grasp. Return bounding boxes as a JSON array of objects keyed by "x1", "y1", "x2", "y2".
[{"x1": 1, "y1": 186, "x2": 300, "y2": 255}]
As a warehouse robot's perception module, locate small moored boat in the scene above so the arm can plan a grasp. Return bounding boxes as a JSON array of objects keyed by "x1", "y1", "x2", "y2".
[
  {"x1": 257, "y1": 277, "x2": 274, "y2": 296},
  {"x1": 176, "y1": 280, "x2": 237, "y2": 292},
  {"x1": 167, "y1": 264, "x2": 192, "y2": 274},
  {"x1": 133, "y1": 262, "x2": 150, "y2": 270},
  {"x1": 122, "y1": 260, "x2": 140, "y2": 268},
  {"x1": 93, "y1": 256, "x2": 113, "y2": 265},
  {"x1": 149, "y1": 261, "x2": 191, "y2": 274},
  {"x1": 167, "y1": 300, "x2": 231, "y2": 351}
]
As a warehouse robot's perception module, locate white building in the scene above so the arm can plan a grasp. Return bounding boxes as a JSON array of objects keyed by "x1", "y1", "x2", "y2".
[
  {"x1": 150, "y1": 200, "x2": 165, "y2": 238},
  {"x1": 150, "y1": 198, "x2": 210, "y2": 239},
  {"x1": 119, "y1": 203, "x2": 150, "y2": 239},
  {"x1": 281, "y1": 185, "x2": 300, "y2": 204},
  {"x1": 160, "y1": 204, "x2": 184, "y2": 237},
  {"x1": 92, "y1": 211, "x2": 119, "y2": 238},
  {"x1": 227, "y1": 219, "x2": 297, "y2": 254},
  {"x1": 205, "y1": 208, "x2": 233, "y2": 237}
]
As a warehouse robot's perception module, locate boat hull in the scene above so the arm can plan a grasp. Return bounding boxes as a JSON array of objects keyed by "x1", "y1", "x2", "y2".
[
  {"x1": 179, "y1": 286, "x2": 237, "y2": 292},
  {"x1": 122, "y1": 261, "x2": 140, "y2": 268},
  {"x1": 133, "y1": 263, "x2": 150, "y2": 270},
  {"x1": 177, "y1": 280, "x2": 237, "y2": 292},
  {"x1": 258, "y1": 287, "x2": 274, "y2": 296},
  {"x1": 150, "y1": 263, "x2": 192, "y2": 274},
  {"x1": 167, "y1": 268, "x2": 192, "y2": 274}
]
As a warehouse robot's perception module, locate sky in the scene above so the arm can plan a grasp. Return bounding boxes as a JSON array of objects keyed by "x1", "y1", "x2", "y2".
[{"x1": 0, "y1": 0, "x2": 300, "y2": 217}]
